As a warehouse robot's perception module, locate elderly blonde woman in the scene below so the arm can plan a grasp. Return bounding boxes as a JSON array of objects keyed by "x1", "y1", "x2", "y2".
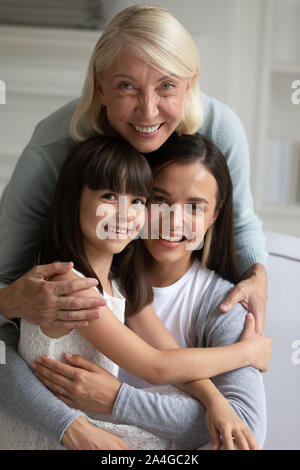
[{"x1": 0, "y1": 5, "x2": 268, "y2": 450}]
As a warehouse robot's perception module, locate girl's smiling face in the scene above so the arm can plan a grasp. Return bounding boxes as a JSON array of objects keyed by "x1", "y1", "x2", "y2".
[
  {"x1": 143, "y1": 161, "x2": 219, "y2": 266},
  {"x1": 80, "y1": 187, "x2": 147, "y2": 258}
]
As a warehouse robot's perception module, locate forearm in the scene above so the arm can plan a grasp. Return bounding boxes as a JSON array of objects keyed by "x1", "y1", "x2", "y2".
[
  {"x1": 0, "y1": 284, "x2": 18, "y2": 320},
  {"x1": 211, "y1": 367, "x2": 266, "y2": 448},
  {"x1": 234, "y1": 220, "x2": 269, "y2": 276},
  {"x1": 240, "y1": 263, "x2": 266, "y2": 282},
  {"x1": 176, "y1": 378, "x2": 224, "y2": 409},
  {"x1": 113, "y1": 382, "x2": 210, "y2": 448},
  {"x1": 155, "y1": 341, "x2": 251, "y2": 384},
  {"x1": 0, "y1": 324, "x2": 82, "y2": 443}
]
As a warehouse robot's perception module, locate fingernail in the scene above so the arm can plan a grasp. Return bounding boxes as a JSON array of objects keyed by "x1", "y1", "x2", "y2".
[
  {"x1": 32, "y1": 362, "x2": 36, "y2": 369},
  {"x1": 221, "y1": 304, "x2": 228, "y2": 310},
  {"x1": 36, "y1": 357, "x2": 42, "y2": 363},
  {"x1": 88, "y1": 279, "x2": 98, "y2": 285},
  {"x1": 65, "y1": 352, "x2": 73, "y2": 359}
]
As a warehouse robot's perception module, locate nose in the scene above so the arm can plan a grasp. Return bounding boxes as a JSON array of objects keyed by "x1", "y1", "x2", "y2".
[
  {"x1": 116, "y1": 196, "x2": 144, "y2": 225},
  {"x1": 169, "y1": 204, "x2": 184, "y2": 233},
  {"x1": 136, "y1": 91, "x2": 159, "y2": 121},
  {"x1": 160, "y1": 203, "x2": 184, "y2": 236}
]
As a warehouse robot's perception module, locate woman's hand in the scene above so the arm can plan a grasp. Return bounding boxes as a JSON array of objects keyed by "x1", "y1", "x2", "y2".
[
  {"x1": 219, "y1": 263, "x2": 268, "y2": 335},
  {"x1": 61, "y1": 416, "x2": 131, "y2": 450},
  {"x1": 0, "y1": 262, "x2": 106, "y2": 328},
  {"x1": 205, "y1": 395, "x2": 259, "y2": 450},
  {"x1": 32, "y1": 353, "x2": 121, "y2": 414},
  {"x1": 240, "y1": 313, "x2": 273, "y2": 372}
]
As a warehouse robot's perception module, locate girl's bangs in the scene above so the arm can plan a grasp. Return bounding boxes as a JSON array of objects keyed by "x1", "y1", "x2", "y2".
[{"x1": 84, "y1": 139, "x2": 153, "y2": 199}]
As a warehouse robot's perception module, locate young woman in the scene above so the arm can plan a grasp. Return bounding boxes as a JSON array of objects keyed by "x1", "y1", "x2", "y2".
[
  {"x1": 0, "y1": 135, "x2": 271, "y2": 450},
  {"x1": 0, "y1": 4, "x2": 268, "y2": 449}
]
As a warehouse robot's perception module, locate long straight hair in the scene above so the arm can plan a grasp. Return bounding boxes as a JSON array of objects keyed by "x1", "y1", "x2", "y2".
[
  {"x1": 145, "y1": 133, "x2": 240, "y2": 284},
  {"x1": 36, "y1": 135, "x2": 153, "y2": 315}
]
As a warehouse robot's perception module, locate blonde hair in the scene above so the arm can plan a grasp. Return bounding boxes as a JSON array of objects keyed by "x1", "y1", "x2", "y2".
[{"x1": 70, "y1": 4, "x2": 203, "y2": 142}]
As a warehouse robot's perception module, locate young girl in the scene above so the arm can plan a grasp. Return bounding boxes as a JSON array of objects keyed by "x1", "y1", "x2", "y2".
[{"x1": 1, "y1": 135, "x2": 271, "y2": 450}]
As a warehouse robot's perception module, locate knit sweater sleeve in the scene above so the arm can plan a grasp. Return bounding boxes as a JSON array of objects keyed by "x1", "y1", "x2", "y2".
[
  {"x1": 202, "y1": 95, "x2": 268, "y2": 275},
  {"x1": 0, "y1": 322, "x2": 82, "y2": 443},
  {"x1": 0, "y1": 143, "x2": 57, "y2": 290},
  {"x1": 0, "y1": 136, "x2": 82, "y2": 442},
  {"x1": 191, "y1": 274, "x2": 267, "y2": 448}
]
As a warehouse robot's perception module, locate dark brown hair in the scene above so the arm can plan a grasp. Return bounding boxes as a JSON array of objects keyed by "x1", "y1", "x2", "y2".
[
  {"x1": 37, "y1": 135, "x2": 153, "y2": 314},
  {"x1": 144, "y1": 133, "x2": 240, "y2": 284}
]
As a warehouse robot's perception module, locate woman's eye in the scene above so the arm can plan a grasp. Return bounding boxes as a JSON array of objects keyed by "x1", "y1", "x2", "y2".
[
  {"x1": 161, "y1": 82, "x2": 174, "y2": 89},
  {"x1": 117, "y1": 82, "x2": 137, "y2": 94},
  {"x1": 159, "y1": 82, "x2": 176, "y2": 95},
  {"x1": 119, "y1": 82, "x2": 133, "y2": 89},
  {"x1": 192, "y1": 204, "x2": 205, "y2": 213},
  {"x1": 151, "y1": 196, "x2": 168, "y2": 205}
]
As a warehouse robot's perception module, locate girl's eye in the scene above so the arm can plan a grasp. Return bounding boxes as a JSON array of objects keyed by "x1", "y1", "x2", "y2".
[
  {"x1": 102, "y1": 193, "x2": 117, "y2": 201},
  {"x1": 132, "y1": 198, "x2": 146, "y2": 206}
]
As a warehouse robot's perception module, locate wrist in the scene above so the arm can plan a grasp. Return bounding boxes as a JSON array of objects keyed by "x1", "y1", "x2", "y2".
[
  {"x1": 201, "y1": 388, "x2": 225, "y2": 409},
  {"x1": 241, "y1": 263, "x2": 266, "y2": 281},
  {"x1": 99, "y1": 381, "x2": 122, "y2": 414},
  {"x1": 238, "y1": 341, "x2": 252, "y2": 368},
  {"x1": 61, "y1": 416, "x2": 87, "y2": 450},
  {"x1": 0, "y1": 284, "x2": 19, "y2": 320}
]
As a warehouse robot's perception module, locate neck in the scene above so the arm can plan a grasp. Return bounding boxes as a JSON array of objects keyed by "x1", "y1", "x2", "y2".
[{"x1": 150, "y1": 255, "x2": 194, "y2": 287}]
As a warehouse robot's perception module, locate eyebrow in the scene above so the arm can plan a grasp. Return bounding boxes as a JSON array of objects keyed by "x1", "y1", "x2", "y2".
[
  {"x1": 153, "y1": 187, "x2": 209, "y2": 205},
  {"x1": 112, "y1": 74, "x2": 176, "y2": 83}
]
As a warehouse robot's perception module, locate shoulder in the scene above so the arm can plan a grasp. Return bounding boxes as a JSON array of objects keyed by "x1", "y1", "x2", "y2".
[
  {"x1": 192, "y1": 269, "x2": 247, "y2": 346},
  {"x1": 193, "y1": 263, "x2": 236, "y2": 312},
  {"x1": 12, "y1": 100, "x2": 80, "y2": 183},
  {"x1": 49, "y1": 269, "x2": 100, "y2": 298},
  {"x1": 200, "y1": 91, "x2": 248, "y2": 162},
  {"x1": 29, "y1": 98, "x2": 80, "y2": 148}
]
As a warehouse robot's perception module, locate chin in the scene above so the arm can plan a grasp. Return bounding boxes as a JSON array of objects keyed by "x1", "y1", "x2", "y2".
[{"x1": 149, "y1": 248, "x2": 183, "y2": 265}]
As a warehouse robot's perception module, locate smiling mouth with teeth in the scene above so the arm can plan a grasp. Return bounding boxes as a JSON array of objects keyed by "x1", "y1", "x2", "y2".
[
  {"x1": 132, "y1": 124, "x2": 162, "y2": 134},
  {"x1": 104, "y1": 225, "x2": 129, "y2": 237},
  {"x1": 159, "y1": 234, "x2": 186, "y2": 242}
]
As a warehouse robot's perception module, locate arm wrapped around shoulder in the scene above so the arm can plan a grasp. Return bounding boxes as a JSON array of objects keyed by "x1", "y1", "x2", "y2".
[{"x1": 191, "y1": 275, "x2": 267, "y2": 448}]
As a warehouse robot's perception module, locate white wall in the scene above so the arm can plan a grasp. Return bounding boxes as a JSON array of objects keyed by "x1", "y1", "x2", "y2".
[
  {"x1": 0, "y1": 0, "x2": 262, "y2": 178},
  {"x1": 1, "y1": 0, "x2": 294, "y2": 234}
]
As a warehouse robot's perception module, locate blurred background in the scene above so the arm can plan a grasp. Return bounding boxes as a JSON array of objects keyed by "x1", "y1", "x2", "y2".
[{"x1": 0, "y1": 0, "x2": 299, "y2": 235}]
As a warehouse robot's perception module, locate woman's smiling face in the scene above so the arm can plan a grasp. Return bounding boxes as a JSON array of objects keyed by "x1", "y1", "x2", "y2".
[
  {"x1": 143, "y1": 161, "x2": 219, "y2": 265},
  {"x1": 96, "y1": 48, "x2": 193, "y2": 153}
]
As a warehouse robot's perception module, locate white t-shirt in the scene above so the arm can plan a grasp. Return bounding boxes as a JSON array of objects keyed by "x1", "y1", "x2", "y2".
[{"x1": 118, "y1": 258, "x2": 215, "y2": 388}]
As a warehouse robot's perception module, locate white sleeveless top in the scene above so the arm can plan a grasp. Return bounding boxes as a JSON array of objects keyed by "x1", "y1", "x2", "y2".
[
  {"x1": 18, "y1": 268, "x2": 125, "y2": 379},
  {"x1": 1, "y1": 269, "x2": 184, "y2": 450}
]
